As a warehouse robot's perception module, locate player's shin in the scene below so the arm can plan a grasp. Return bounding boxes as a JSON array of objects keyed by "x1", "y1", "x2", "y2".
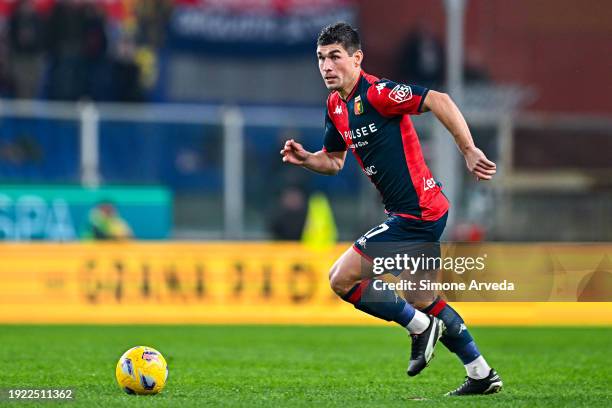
[
  {"x1": 342, "y1": 279, "x2": 430, "y2": 333},
  {"x1": 420, "y1": 296, "x2": 492, "y2": 379}
]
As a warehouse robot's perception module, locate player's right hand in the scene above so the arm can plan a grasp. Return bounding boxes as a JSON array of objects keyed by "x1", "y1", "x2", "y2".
[{"x1": 280, "y1": 139, "x2": 309, "y2": 165}]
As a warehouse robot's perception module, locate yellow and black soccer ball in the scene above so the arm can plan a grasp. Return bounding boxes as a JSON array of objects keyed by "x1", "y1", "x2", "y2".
[{"x1": 115, "y1": 346, "x2": 168, "y2": 395}]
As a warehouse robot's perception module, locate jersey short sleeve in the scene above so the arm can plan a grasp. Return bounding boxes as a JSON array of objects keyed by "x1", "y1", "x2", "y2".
[
  {"x1": 322, "y1": 111, "x2": 347, "y2": 152},
  {"x1": 367, "y1": 80, "x2": 429, "y2": 117}
]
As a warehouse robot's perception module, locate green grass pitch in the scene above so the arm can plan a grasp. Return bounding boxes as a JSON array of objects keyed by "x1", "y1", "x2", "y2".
[{"x1": 1, "y1": 325, "x2": 610, "y2": 407}]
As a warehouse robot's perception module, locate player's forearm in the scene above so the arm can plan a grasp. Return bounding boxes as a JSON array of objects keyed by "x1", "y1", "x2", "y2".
[
  {"x1": 302, "y1": 150, "x2": 343, "y2": 175},
  {"x1": 427, "y1": 92, "x2": 476, "y2": 155}
]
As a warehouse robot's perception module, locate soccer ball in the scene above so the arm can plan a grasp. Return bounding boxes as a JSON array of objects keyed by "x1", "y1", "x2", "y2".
[{"x1": 115, "y1": 346, "x2": 168, "y2": 395}]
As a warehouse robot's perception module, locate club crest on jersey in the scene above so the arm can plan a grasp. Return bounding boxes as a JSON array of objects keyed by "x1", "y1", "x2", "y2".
[
  {"x1": 389, "y1": 84, "x2": 412, "y2": 103},
  {"x1": 354, "y1": 95, "x2": 364, "y2": 115}
]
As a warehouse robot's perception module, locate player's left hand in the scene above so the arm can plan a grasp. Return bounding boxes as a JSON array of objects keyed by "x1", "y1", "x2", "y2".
[{"x1": 463, "y1": 146, "x2": 496, "y2": 181}]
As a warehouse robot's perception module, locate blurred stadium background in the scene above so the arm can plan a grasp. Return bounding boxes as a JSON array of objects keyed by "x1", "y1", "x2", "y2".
[
  {"x1": 0, "y1": 0, "x2": 610, "y2": 242},
  {"x1": 0, "y1": 0, "x2": 610, "y2": 325},
  {"x1": 1, "y1": 2, "x2": 611, "y2": 405}
]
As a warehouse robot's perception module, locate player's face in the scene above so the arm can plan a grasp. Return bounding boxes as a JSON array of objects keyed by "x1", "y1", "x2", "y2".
[{"x1": 317, "y1": 44, "x2": 362, "y2": 92}]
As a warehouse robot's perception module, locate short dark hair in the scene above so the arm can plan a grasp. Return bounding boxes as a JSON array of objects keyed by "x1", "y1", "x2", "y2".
[{"x1": 317, "y1": 22, "x2": 361, "y2": 55}]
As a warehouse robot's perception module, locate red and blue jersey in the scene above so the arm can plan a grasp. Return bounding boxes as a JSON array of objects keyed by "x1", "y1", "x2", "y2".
[{"x1": 323, "y1": 70, "x2": 449, "y2": 221}]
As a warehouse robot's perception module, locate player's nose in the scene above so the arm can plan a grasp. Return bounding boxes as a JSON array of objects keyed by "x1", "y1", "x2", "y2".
[{"x1": 321, "y1": 59, "x2": 334, "y2": 72}]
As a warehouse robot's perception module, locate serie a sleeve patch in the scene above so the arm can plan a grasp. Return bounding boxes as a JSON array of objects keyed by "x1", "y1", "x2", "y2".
[{"x1": 388, "y1": 84, "x2": 413, "y2": 103}]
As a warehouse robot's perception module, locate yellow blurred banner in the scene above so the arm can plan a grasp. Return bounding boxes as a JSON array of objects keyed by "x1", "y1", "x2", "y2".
[{"x1": 0, "y1": 243, "x2": 610, "y2": 325}]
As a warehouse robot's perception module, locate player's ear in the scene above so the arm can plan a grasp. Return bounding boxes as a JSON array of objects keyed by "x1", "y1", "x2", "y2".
[{"x1": 353, "y1": 49, "x2": 363, "y2": 67}]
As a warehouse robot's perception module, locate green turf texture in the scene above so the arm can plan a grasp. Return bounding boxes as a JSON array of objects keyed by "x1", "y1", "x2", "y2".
[{"x1": 0, "y1": 325, "x2": 610, "y2": 407}]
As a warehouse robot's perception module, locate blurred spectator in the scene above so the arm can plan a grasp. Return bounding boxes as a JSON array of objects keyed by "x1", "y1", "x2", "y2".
[
  {"x1": 0, "y1": 134, "x2": 44, "y2": 166},
  {"x1": 1, "y1": 0, "x2": 169, "y2": 103},
  {"x1": 110, "y1": 34, "x2": 145, "y2": 102},
  {"x1": 81, "y1": 3, "x2": 108, "y2": 60},
  {"x1": 8, "y1": 0, "x2": 45, "y2": 98},
  {"x1": 130, "y1": 0, "x2": 173, "y2": 96},
  {"x1": 45, "y1": 1, "x2": 113, "y2": 101},
  {"x1": 396, "y1": 24, "x2": 445, "y2": 88},
  {"x1": 46, "y1": 0, "x2": 82, "y2": 57},
  {"x1": 301, "y1": 192, "x2": 337, "y2": 250},
  {"x1": 134, "y1": 0, "x2": 173, "y2": 49},
  {"x1": 0, "y1": 50, "x2": 16, "y2": 97},
  {"x1": 268, "y1": 187, "x2": 307, "y2": 240},
  {"x1": 83, "y1": 201, "x2": 133, "y2": 241},
  {"x1": 45, "y1": 0, "x2": 87, "y2": 100},
  {"x1": 81, "y1": 2, "x2": 111, "y2": 100}
]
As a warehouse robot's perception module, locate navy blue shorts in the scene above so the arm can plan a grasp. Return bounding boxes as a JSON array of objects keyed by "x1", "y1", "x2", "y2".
[{"x1": 353, "y1": 212, "x2": 448, "y2": 272}]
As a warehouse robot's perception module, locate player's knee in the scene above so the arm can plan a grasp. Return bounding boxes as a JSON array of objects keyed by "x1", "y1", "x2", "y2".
[
  {"x1": 328, "y1": 263, "x2": 355, "y2": 297},
  {"x1": 328, "y1": 265, "x2": 344, "y2": 296}
]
